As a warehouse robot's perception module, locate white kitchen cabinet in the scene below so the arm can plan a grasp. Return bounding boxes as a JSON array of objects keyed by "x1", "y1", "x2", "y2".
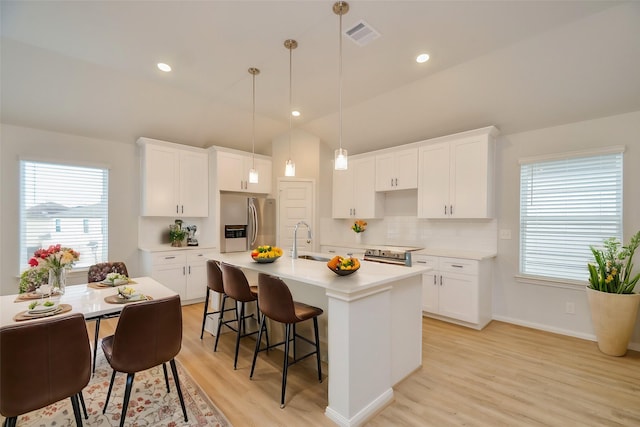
[
  {"x1": 414, "y1": 254, "x2": 492, "y2": 329},
  {"x1": 417, "y1": 127, "x2": 497, "y2": 219},
  {"x1": 332, "y1": 156, "x2": 384, "y2": 219},
  {"x1": 141, "y1": 249, "x2": 214, "y2": 303},
  {"x1": 138, "y1": 138, "x2": 209, "y2": 217},
  {"x1": 216, "y1": 150, "x2": 272, "y2": 194},
  {"x1": 375, "y1": 147, "x2": 418, "y2": 191}
]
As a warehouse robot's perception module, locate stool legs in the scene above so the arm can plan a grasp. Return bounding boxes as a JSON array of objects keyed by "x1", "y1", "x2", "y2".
[{"x1": 200, "y1": 288, "x2": 211, "y2": 339}]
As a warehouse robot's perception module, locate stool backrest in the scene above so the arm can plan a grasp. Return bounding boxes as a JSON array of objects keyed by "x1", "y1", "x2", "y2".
[
  {"x1": 0, "y1": 313, "x2": 91, "y2": 418},
  {"x1": 220, "y1": 262, "x2": 255, "y2": 302},
  {"x1": 257, "y1": 273, "x2": 298, "y2": 324},
  {"x1": 108, "y1": 294, "x2": 182, "y2": 373},
  {"x1": 207, "y1": 260, "x2": 225, "y2": 294}
]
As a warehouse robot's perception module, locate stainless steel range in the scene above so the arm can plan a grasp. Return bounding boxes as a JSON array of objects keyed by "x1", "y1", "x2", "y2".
[{"x1": 363, "y1": 246, "x2": 423, "y2": 267}]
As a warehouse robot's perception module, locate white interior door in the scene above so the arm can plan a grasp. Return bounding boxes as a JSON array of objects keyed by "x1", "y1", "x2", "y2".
[{"x1": 278, "y1": 180, "x2": 315, "y2": 254}]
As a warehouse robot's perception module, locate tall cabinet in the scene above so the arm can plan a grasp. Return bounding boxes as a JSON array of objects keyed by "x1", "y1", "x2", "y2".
[
  {"x1": 138, "y1": 137, "x2": 209, "y2": 217},
  {"x1": 417, "y1": 126, "x2": 498, "y2": 219}
]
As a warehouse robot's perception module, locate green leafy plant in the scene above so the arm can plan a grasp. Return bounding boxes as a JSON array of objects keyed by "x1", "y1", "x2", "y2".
[
  {"x1": 169, "y1": 227, "x2": 187, "y2": 244},
  {"x1": 588, "y1": 230, "x2": 640, "y2": 294}
]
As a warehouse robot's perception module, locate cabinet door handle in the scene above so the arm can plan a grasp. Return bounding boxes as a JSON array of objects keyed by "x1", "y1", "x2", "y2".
[
  {"x1": 451, "y1": 264, "x2": 464, "y2": 268},
  {"x1": 188, "y1": 266, "x2": 191, "y2": 274},
  {"x1": 328, "y1": 250, "x2": 336, "y2": 253},
  {"x1": 164, "y1": 256, "x2": 176, "y2": 260},
  {"x1": 176, "y1": 205, "x2": 179, "y2": 214},
  {"x1": 416, "y1": 260, "x2": 426, "y2": 264},
  {"x1": 390, "y1": 178, "x2": 394, "y2": 187},
  {"x1": 433, "y1": 275, "x2": 436, "y2": 285},
  {"x1": 183, "y1": 266, "x2": 186, "y2": 275},
  {"x1": 440, "y1": 276, "x2": 443, "y2": 286},
  {"x1": 353, "y1": 208, "x2": 356, "y2": 216},
  {"x1": 444, "y1": 205, "x2": 447, "y2": 215},
  {"x1": 196, "y1": 254, "x2": 203, "y2": 257},
  {"x1": 181, "y1": 205, "x2": 184, "y2": 214},
  {"x1": 450, "y1": 205, "x2": 453, "y2": 215},
  {"x1": 395, "y1": 178, "x2": 398, "y2": 186}
]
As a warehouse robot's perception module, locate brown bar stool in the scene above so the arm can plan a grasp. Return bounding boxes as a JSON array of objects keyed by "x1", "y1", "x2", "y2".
[
  {"x1": 200, "y1": 260, "x2": 237, "y2": 348},
  {"x1": 220, "y1": 262, "x2": 269, "y2": 369},
  {"x1": 250, "y1": 273, "x2": 323, "y2": 408}
]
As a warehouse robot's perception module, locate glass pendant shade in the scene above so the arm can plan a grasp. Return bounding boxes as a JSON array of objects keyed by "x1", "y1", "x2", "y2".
[
  {"x1": 285, "y1": 159, "x2": 296, "y2": 177},
  {"x1": 335, "y1": 148, "x2": 348, "y2": 170},
  {"x1": 249, "y1": 168, "x2": 259, "y2": 184}
]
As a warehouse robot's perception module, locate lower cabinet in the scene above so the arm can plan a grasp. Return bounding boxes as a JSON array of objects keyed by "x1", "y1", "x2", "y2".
[
  {"x1": 414, "y1": 254, "x2": 492, "y2": 329},
  {"x1": 141, "y1": 249, "x2": 214, "y2": 303}
]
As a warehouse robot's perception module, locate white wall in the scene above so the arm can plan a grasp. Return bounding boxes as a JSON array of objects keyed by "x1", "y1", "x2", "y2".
[
  {"x1": 493, "y1": 110, "x2": 640, "y2": 346},
  {"x1": 0, "y1": 124, "x2": 141, "y2": 295}
]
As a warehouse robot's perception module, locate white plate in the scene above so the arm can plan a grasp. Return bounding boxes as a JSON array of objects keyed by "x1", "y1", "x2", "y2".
[
  {"x1": 101, "y1": 278, "x2": 128, "y2": 286},
  {"x1": 118, "y1": 293, "x2": 144, "y2": 301},
  {"x1": 28, "y1": 302, "x2": 60, "y2": 314}
]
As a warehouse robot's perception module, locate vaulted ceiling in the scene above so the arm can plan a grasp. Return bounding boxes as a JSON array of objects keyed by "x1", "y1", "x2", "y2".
[{"x1": 2, "y1": 1, "x2": 639, "y2": 155}]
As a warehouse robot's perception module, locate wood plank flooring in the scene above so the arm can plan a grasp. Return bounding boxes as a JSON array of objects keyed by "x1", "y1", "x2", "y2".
[{"x1": 92, "y1": 303, "x2": 640, "y2": 426}]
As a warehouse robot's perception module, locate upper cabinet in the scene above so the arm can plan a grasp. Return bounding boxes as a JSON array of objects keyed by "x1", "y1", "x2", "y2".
[
  {"x1": 332, "y1": 156, "x2": 384, "y2": 219},
  {"x1": 375, "y1": 147, "x2": 418, "y2": 192},
  {"x1": 216, "y1": 150, "x2": 272, "y2": 194},
  {"x1": 418, "y1": 127, "x2": 498, "y2": 219},
  {"x1": 138, "y1": 138, "x2": 209, "y2": 217}
]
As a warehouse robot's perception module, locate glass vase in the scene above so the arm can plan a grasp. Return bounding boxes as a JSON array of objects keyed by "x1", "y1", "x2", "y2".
[
  {"x1": 48, "y1": 268, "x2": 67, "y2": 295},
  {"x1": 354, "y1": 232, "x2": 362, "y2": 245}
]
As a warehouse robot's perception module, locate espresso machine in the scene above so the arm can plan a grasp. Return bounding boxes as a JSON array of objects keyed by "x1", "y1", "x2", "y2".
[{"x1": 185, "y1": 225, "x2": 199, "y2": 246}]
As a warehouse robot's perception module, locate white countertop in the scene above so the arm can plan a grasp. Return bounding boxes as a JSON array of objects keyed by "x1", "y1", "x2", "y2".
[
  {"x1": 139, "y1": 244, "x2": 218, "y2": 253},
  {"x1": 210, "y1": 250, "x2": 430, "y2": 296},
  {"x1": 321, "y1": 241, "x2": 496, "y2": 260}
]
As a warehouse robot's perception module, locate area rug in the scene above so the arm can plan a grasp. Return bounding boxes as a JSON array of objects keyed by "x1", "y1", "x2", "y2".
[{"x1": 1, "y1": 351, "x2": 232, "y2": 426}]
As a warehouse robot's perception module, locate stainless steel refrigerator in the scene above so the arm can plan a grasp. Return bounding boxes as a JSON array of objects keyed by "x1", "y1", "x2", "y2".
[{"x1": 220, "y1": 194, "x2": 276, "y2": 253}]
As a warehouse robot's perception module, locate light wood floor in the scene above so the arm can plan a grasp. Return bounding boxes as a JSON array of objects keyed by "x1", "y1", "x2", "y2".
[{"x1": 93, "y1": 303, "x2": 640, "y2": 426}]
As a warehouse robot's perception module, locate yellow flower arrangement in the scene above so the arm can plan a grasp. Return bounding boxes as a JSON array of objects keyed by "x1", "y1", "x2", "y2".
[{"x1": 352, "y1": 219, "x2": 367, "y2": 233}]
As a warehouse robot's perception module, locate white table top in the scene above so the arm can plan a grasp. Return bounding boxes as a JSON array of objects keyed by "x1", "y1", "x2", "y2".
[
  {"x1": 211, "y1": 250, "x2": 430, "y2": 295},
  {"x1": 1, "y1": 277, "x2": 177, "y2": 328}
]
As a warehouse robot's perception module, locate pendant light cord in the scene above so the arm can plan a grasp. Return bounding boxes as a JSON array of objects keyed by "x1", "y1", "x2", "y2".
[
  {"x1": 289, "y1": 43, "x2": 293, "y2": 158},
  {"x1": 338, "y1": 9, "x2": 343, "y2": 152},
  {"x1": 252, "y1": 70, "x2": 256, "y2": 169}
]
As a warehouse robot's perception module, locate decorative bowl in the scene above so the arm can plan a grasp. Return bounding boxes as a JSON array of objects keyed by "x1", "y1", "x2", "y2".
[
  {"x1": 252, "y1": 255, "x2": 281, "y2": 263},
  {"x1": 326, "y1": 255, "x2": 360, "y2": 276}
]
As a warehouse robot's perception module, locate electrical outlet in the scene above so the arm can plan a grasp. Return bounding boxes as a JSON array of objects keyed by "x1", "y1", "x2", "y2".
[
  {"x1": 565, "y1": 302, "x2": 575, "y2": 314},
  {"x1": 499, "y1": 229, "x2": 512, "y2": 240}
]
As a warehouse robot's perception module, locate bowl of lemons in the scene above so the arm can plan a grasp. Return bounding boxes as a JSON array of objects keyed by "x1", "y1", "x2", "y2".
[
  {"x1": 327, "y1": 255, "x2": 360, "y2": 276},
  {"x1": 251, "y1": 245, "x2": 283, "y2": 263}
]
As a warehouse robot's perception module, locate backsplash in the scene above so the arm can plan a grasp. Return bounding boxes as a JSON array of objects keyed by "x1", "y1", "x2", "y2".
[{"x1": 320, "y1": 216, "x2": 497, "y2": 253}]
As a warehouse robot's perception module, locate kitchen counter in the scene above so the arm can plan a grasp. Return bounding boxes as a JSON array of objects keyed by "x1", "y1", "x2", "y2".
[
  {"x1": 138, "y1": 244, "x2": 217, "y2": 253},
  {"x1": 210, "y1": 250, "x2": 429, "y2": 427},
  {"x1": 321, "y1": 241, "x2": 496, "y2": 261}
]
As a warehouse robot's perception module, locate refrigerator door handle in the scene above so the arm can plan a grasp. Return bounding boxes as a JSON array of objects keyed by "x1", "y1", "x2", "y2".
[{"x1": 249, "y1": 201, "x2": 258, "y2": 247}]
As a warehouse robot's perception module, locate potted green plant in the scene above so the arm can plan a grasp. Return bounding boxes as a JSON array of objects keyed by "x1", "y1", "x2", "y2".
[
  {"x1": 586, "y1": 230, "x2": 640, "y2": 356},
  {"x1": 169, "y1": 225, "x2": 188, "y2": 247}
]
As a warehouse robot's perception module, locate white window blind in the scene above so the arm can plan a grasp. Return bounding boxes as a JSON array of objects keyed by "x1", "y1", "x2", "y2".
[
  {"x1": 519, "y1": 152, "x2": 622, "y2": 281},
  {"x1": 20, "y1": 160, "x2": 109, "y2": 270}
]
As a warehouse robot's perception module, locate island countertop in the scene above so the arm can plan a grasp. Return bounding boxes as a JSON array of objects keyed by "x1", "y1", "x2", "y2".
[{"x1": 209, "y1": 250, "x2": 430, "y2": 296}]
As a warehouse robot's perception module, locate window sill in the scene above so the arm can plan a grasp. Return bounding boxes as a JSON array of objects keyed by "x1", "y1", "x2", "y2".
[{"x1": 515, "y1": 274, "x2": 588, "y2": 291}]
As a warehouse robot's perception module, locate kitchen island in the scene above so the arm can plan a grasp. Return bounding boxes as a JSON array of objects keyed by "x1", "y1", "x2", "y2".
[{"x1": 211, "y1": 251, "x2": 430, "y2": 427}]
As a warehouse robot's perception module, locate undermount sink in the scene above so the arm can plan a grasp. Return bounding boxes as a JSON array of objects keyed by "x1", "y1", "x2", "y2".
[{"x1": 298, "y1": 254, "x2": 331, "y2": 262}]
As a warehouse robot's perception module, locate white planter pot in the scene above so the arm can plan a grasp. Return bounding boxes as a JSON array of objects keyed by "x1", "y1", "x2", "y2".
[{"x1": 586, "y1": 287, "x2": 640, "y2": 356}]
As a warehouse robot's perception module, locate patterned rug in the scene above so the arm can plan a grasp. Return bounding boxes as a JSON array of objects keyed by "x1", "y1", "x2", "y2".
[{"x1": 1, "y1": 351, "x2": 231, "y2": 426}]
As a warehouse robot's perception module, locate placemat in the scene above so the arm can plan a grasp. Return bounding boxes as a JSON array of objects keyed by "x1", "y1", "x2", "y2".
[
  {"x1": 88, "y1": 279, "x2": 137, "y2": 290},
  {"x1": 13, "y1": 304, "x2": 73, "y2": 321},
  {"x1": 14, "y1": 291, "x2": 63, "y2": 302},
  {"x1": 104, "y1": 295, "x2": 152, "y2": 304}
]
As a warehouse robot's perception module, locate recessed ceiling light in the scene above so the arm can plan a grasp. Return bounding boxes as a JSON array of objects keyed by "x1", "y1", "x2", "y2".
[
  {"x1": 416, "y1": 53, "x2": 430, "y2": 64},
  {"x1": 157, "y1": 63, "x2": 172, "y2": 72},
  {"x1": 291, "y1": 110, "x2": 301, "y2": 117}
]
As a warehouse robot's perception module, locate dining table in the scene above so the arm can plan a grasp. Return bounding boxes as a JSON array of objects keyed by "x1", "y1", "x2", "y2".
[{"x1": 0, "y1": 276, "x2": 177, "y2": 328}]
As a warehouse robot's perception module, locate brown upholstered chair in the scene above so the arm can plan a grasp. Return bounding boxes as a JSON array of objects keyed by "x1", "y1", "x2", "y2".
[
  {"x1": 0, "y1": 313, "x2": 92, "y2": 426},
  {"x1": 220, "y1": 262, "x2": 268, "y2": 369},
  {"x1": 101, "y1": 295, "x2": 187, "y2": 427},
  {"x1": 86, "y1": 261, "x2": 130, "y2": 374},
  {"x1": 250, "y1": 273, "x2": 323, "y2": 408},
  {"x1": 200, "y1": 260, "x2": 237, "y2": 345}
]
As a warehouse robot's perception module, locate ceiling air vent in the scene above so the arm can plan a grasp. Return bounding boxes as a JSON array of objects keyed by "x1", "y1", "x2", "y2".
[{"x1": 344, "y1": 20, "x2": 380, "y2": 46}]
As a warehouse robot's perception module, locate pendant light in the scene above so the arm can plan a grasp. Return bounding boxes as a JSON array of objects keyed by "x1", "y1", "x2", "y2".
[
  {"x1": 248, "y1": 67, "x2": 260, "y2": 184},
  {"x1": 284, "y1": 39, "x2": 297, "y2": 177},
  {"x1": 333, "y1": 1, "x2": 349, "y2": 171}
]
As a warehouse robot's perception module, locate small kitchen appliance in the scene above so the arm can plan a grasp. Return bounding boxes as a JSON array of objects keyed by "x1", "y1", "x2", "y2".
[
  {"x1": 363, "y1": 246, "x2": 423, "y2": 267},
  {"x1": 185, "y1": 225, "x2": 198, "y2": 246}
]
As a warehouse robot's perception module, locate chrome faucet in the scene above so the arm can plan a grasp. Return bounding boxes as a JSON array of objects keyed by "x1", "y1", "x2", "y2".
[{"x1": 292, "y1": 221, "x2": 312, "y2": 259}]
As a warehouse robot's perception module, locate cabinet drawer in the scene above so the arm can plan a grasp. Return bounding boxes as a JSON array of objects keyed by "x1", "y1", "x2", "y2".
[
  {"x1": 152, "y1": 252, "x2": 187, "y2": 266},
  {"x1": 412, "y1": 255, "x2": 438, "y2": 269},
  {"x1": 439, "y1": 257, "x2": 478, "y2": 275},
  {"x1": 187, "y1": 251, "x2": 216, "y2": 265}
]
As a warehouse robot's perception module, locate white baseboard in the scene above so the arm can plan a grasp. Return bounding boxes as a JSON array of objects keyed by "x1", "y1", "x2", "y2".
[{"x1": 491, "y1": 315, "x2": 640, "y2": 352}]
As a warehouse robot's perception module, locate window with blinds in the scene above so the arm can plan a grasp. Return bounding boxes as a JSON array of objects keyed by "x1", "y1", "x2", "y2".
[
  {"x1": 20, "y1": 160, "x2": 109, "y2": 270},
  {"x1": 519, "y1": 151, "x2": 623, "y2": 281}
]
